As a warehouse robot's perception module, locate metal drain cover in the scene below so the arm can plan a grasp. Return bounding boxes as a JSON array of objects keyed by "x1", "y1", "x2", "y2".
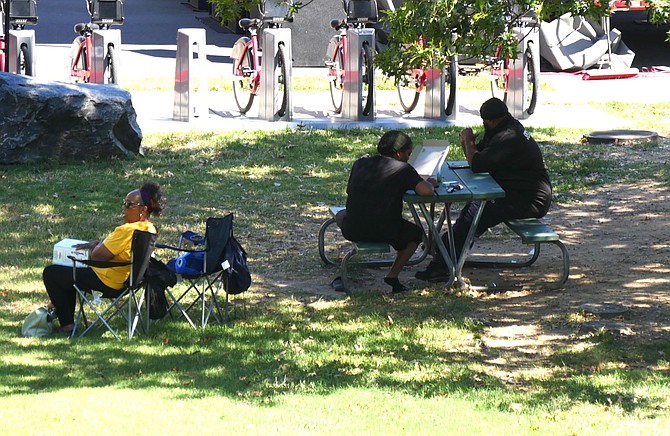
[
  {"x1": 580, "y1": 303, "x2": 631, "y2": 319},
  {"x1": 584, "y1": 130, "x2": 658, "y2": 145}
]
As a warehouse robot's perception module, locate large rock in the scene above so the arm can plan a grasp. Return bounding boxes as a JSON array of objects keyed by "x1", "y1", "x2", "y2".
[{"x1": 0, "y1": 73, "x2": 142, "y2": 164}]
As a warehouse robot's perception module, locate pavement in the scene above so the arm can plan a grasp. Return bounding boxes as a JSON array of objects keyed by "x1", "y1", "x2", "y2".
[{"x1": 28, "y1": 1, "x2": 670, "y2": 135}]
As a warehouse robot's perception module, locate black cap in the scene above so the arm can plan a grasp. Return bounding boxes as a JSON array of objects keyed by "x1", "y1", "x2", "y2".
[
  {"x1": 479, "y1": 97, "x2": 509, "y2": 120},
  {"x1": 377, "y1": 131, "x2": 412, "y2": 155}
]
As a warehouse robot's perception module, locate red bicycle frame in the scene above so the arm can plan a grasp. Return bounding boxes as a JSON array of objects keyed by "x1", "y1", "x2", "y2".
[
  {"x1": 70, "y1": 29, "x2": 94, "y2": 82},
  {"x1": 233, "y1": 27, "x2": 261, "y2": 95}
]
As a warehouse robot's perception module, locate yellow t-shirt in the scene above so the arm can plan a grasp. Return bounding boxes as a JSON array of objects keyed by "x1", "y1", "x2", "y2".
[{"x1": 91, "y1": 221, "x2": 157, "y2": 290}]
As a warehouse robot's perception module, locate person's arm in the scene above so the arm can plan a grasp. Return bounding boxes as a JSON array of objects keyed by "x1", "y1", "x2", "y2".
[
  {"x1": 459, "y1": 128, "x2": 478, "y2": 165},
  {"x1": 414, "y1": 179, "x2": 436, "y2": 197},
  {"x1": 90, "y1": 241, "x2": 114, "y2": 261}
]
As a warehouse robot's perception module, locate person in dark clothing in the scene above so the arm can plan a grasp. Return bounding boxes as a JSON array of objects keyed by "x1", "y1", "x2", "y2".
[
  {"x1": 335, "y1": 130, "x2": 436, "y2": 293},
  {"x1": 416, "y1": 97, "x2": 552, "y2": 281}
]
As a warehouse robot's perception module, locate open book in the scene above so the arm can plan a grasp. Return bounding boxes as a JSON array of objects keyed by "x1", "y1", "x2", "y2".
[{"x1": 408, "y1": 139, "x2": 450, "y2": 179}]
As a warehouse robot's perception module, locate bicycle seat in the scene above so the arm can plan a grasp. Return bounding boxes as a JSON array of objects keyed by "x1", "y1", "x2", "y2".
[
  {"x1": 238, "y1": 18, "x2": 261, "y2": 30},
  {"x1": 74, "y1": 22, "x2": 100, "y2": 35},
  {"x1": 330, "y1": 19, "x2": 343, "y2": 30}
]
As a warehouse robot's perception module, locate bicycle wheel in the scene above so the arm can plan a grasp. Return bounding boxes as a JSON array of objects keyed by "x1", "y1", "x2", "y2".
[
  {"x1": 318, "y1": 217, "x2": 350, "y2": 266},
  {"x1": 328, "y1": 44, "x2": 344, "y2": 113},
  {"x1": 444, "y1": 61, "x2": 457, "y2": 116},
  {"x1": 274, "y1": 43, "x2": 288, "y2": 117},
  {"x1": 104, "y1": 45, "x2": 118, "y2": 84},
  {"x1": 397, "y1": 70, "x2": 421, "y2": 113},
  {"x1": 361, "y1": 42, "x2": 374, "y2": 116},
  {"x1": 523, "y1": 41, "x2": 539, "y2": 115},
  {"x1": 489, "y1": 57, "x2": 508, "y2": 103},
  {"x1": 18, "y1": 44, "x2": 33, "y2": 76},
  {"x1": 232, "y1": 46, "x2": 256, "y2": 114}
]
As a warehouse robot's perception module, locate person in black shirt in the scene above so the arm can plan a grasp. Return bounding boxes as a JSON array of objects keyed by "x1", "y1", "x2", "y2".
[
  {"x1": 416, "y1": 98, "x2": 552, "y2": 281},
  {"x1": 336, "y1": 131, "x2": 436, "y2": 293}
]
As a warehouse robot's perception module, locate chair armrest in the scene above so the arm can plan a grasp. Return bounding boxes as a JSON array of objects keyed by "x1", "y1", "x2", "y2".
[
  {"x1": 155, "y1": 243, "x2": 204, "y2": 254},
  {"x1": 67, "y1": 255, "x2": 129, "y2": 269}
]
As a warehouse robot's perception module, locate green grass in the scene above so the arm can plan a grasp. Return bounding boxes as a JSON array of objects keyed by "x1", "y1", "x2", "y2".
[{"x1": 1, "y1": 122, "x2": 670, "y2": 432}]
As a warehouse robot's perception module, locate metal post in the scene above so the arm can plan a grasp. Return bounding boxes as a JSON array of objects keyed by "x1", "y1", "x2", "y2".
[
  {"x1": 173, "y1": 28, "x2": 207, "y2": 122},
  {"x1": 3, "y1": 0, "x2": 10, "y2": 72},
  {"x1": 423, "y1": 56, "x2": 458, "y2": 121},
  {"x1": 342, "y1": 28, "x2": 375, "y2": 121},
  {"x1": 91, "y1": 29, "x2": 121, "y2": 83},
  {"x1": 506, "y1": 26, "x2": 539, "y2": 119},
  {"x1": 8, "y1": 29, "x2": 35, "y2": 75},
  {"x1": 259, "y1": 27, "x2": 292, "y2": 121}
]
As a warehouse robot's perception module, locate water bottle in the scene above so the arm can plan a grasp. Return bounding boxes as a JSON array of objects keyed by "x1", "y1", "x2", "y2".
[{"x1": 92, "y1": 291, "x2": 103, "y2": 305}]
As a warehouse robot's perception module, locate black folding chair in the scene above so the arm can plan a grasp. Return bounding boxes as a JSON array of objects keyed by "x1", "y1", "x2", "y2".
[
  {"x1": 70, "y1": 230, "x2": 156, "y2": 339},
  {"x1": 158, "y1": 215, "x2": 233, "y2": 328}
]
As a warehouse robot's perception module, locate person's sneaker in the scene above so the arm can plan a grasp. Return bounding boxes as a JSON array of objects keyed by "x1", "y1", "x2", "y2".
[{"x1": 415, "y1": 261, "x2": 451, "y2": 282}]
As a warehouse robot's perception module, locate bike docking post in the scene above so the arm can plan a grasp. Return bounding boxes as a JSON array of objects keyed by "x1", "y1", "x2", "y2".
[
  {"x1": 506, "y1": 25, "x2": 539, "y2": 119},
  {"x1": 423, "y1": 57, "x2": 458, "y2": 122},
  {"x1": 91, "y1": 29, "x2": 121, "y2": 83},
  {"x1": 8, "y1": 29, "x2": 36, "y2": 75},
  {"x1": 259, "y1": 27, "x2": 292, "y2": 122},
  {"x1": 342, "y1": 28, "x2": 374, "y2": 121},
  {"x1": 173, "y1": 28, "x2": 207, "y2": 122}
]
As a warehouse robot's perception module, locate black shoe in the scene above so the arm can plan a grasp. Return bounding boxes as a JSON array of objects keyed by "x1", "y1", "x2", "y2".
[
  {"x1": 384, "y1": 277, "x2": 408, "y2": 294},
  {"x1": 415, "y1": 262, "x2": 450, "y2": 282},
  {"x1": 331, "y1": 277, "x2": 345, "y2": 292}
]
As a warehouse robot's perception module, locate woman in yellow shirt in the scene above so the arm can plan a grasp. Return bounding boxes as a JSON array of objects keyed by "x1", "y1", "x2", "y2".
[{"x1": 43, "y1": 181, "x2": 166, "y2": 334}]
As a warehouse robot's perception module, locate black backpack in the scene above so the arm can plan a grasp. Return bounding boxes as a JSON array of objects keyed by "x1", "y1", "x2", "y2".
[
  {"x1": 221, "y1": 236, "x2": 251, "y2": 295},
  {"x1": 146, "y1": 257, "x2": 178, "y2": 320}
]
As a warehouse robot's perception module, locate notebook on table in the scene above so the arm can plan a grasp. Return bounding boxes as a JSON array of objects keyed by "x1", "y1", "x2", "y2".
[{"x1": 408, "y1": 139, "x2": 450, "y2": 179}]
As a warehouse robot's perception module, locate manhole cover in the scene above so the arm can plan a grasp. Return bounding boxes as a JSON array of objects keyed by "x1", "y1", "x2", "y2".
[
  {"x1": 580, "y1": 303, "x2": 631, "y2": 319},
  {"x1": 580, "y1": 321, "x2": 634, "y2": 335},
  {"x1": 584, "y1": 130, "x2": 658, "y2": 145}
]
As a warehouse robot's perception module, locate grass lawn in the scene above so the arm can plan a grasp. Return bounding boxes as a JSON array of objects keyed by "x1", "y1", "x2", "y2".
[{"x1": 1, "y1": 108, "x2": 670, "y2": 433}]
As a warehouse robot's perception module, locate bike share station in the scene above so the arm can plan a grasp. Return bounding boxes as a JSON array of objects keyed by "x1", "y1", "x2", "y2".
[
  {"x1": 173, "y1": 28, "x2": 207, "y2": 122},
  {"x1": 258, "y1": 25, "x2": 292, "y2": 121},
  {"x1": 505, "y1": 21, "x2": 540, "y2": 119},
  {"x1": 2, "y1": 0, "x2": 38, "y2": 75},
  {"x1": 423, "y1": 57, "x2": 458, "y2": 121},
  {"x1": 343, "y1": 27, "x2": 374, "y2": 121}
]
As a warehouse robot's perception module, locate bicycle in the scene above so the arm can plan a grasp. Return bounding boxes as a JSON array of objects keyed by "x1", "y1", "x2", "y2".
[
  {"x1": 488, "y1": 10, "x2": 539, "y2": 115},
  {"x1": 0, "y1": 0, "x2": 38, "y2": 75},
  {"x1": 70, "y1": 0, "x2": 124, "y2": 84},
  {"x1": 231, "y1": 1, "x2": 291, "y2": 116},
  {"x1": 325, "y1": 0, "x2": 377, "y2": 115},
  {"x1": 396, "y1": 35, "x2": 457, "y2": 115}
]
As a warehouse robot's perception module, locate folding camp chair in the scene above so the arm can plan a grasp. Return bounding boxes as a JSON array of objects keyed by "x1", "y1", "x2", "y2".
[
  {"x1": 70, "y1": 230, "x2": 156, "y2": 339},
  {"x1": 158, "y1": 215, "x2": 233, "y2": 328}
]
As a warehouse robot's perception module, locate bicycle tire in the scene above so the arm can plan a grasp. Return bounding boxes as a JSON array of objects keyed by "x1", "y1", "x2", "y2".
[
  {"x1": 104, "y1": 45, "x2": 118, "y2": 84},
  {"x1": 444, "y1": 61, "x2": 457, "y2": 116},
  {"x1": 361, "y1": 42, "x2": 373, "y2": 116},
  {"x1": 19, "y1": 44, "x2": 33, "y2": 76},
  {"x1": 232, "y1": 46, "x2": 256, "y2": 114},
  {"x1": 523, "y1": 41, "x2": 539, "y2": 115},
  {"x1": 328, "y1": 44, "x2": 344, "y2": 114},
  {"x1": 275, "y1": 43, "x2": 288, "y2": 117},
  {"x1": 397, "y1": 70, "x2": 420, "y2": 113}
]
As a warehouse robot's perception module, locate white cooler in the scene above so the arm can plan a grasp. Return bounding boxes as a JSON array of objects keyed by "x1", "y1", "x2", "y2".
[{"x1": 52, "y1": 239, "x2": 91, "y2": 267}]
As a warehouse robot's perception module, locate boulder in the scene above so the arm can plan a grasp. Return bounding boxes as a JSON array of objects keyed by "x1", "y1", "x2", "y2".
[{"x1": 0, "y1": 73, "x2": 143, "y2": 164}]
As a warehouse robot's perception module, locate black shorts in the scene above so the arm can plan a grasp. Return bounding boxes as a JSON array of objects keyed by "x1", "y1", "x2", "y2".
[{"x1": 340, "y1": 217, "x2": 423, "y2": 251}]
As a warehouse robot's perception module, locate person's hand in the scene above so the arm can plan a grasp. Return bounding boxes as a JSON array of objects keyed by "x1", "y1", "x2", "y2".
[
  {"x1": 426, "y1": 177, "x2": 439, "y2": 187},
  {"x1": 459, "y1": 128, "x2": 475, "y2": 146},
  {"x1": 73, "y1": 241, "x2": 97, "y2": 250}
]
